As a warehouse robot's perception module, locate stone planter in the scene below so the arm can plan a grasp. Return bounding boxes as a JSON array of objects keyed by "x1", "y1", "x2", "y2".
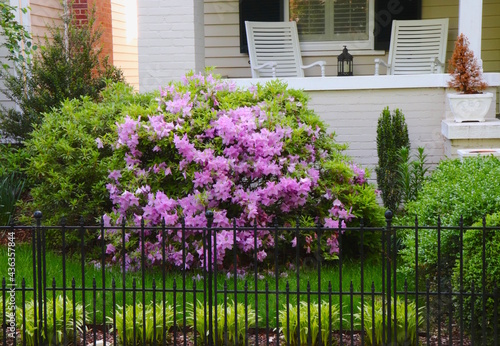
[{"x1": 447, "y1": 92, "x2": 493, "y2": 123}]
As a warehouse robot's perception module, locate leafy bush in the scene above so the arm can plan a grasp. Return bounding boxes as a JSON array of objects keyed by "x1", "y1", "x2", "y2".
[
  {"x1": 16, "y1": 296, "x2": 87, "y2": 346},
  {"x1": 0, "y1": 5, "x2": 123, "y2": 141},
  {"x1": 279, "y1": 301, "x2": 341, "y2": 346},
  {"x1": 103, "y1": 72, "x2": 384, "y2": 271},
  {"x1": 375, "y1": 107, "x2": 410, "y2": 213},
  {"x1": 20, "y1": 82, "x2": 157, "y2": 226},
  {"x1": 112, "y1": 301, "x2": 175, "y2": 345},
  {"x1": 397, "y1": 146, "x2": 428, "y2": 206},
  {"x1": 18, "y1": 83, "x2": 157, "y2": 253},
  {"x1": 398, "y1": 156, "x2": 500, "y2": 287},
  {"x1": 186, "y1": 300, "x2": 257, "y2": 345},
  {"x1": 452, "y1": 213, "x2": 500, "y2": 344},
  {"x1": 355, "y1": 298, "x2": 423, "y2": 346}
]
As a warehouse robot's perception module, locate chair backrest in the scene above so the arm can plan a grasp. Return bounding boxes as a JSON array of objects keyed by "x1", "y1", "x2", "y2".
[
  {"x1": 388, "y1": 18, "x2": 449, "y2": 75},
  {"x1": 245, "y1": 21, "x2": 305, "y2": 78}
]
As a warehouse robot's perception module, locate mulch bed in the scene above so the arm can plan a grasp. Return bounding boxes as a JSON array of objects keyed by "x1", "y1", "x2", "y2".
[{"x1": 2, "y1": 325, "x2": 472, "y2": 346}]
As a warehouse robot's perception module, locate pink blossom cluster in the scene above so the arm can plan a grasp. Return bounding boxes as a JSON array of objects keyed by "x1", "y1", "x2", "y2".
[{"x1": 103, "y1": 73, "x2": 366, "y2": 271}]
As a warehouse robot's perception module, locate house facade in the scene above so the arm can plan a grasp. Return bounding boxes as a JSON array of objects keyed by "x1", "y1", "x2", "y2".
[{"x1": 2, "y1": 0, "x2": 500, "y2": 176}]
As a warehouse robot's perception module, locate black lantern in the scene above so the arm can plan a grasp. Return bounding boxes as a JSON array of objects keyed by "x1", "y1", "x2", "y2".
[{"x1": 337, "y1": 46, "x2": 353, "y2": 76}]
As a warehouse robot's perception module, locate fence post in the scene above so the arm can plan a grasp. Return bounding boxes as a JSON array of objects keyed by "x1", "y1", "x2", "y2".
[
  {"x1": 385, "y1": 210, "x2": 393, "y2": 345},
  {"x1": 33, "y1": 211, "x2": 46, "y2": 346},
  {"x1": 206, "y1": 210, "x2": 214, "y2": 346}
]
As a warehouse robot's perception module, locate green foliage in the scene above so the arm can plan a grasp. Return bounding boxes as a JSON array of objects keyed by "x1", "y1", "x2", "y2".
[
  {"x1": 397, "y1": 146, "x2": 428, "y2": 206},
  {"x1": 0, "y1": 4, "x2": 124, "y2": 141},
  {"x1": 375, "y1": 107, "x2": 410, "y2": 213},
  {"x1": 0, "y1": 172, "x2": 25, "y2": 225},
  {"x1": 452, "y1": 213, "x2": 500, "y2": 344},
  {"x1": 111, "y1": 301, "x2": 175, "y2": 345},
  {"x1": 279, "y1": 301, "x2": 341, "y2": 346},
  {"x1": 0, "y1": 3, "x2": 36, "y2": 69},
  {"x1": 355, "y1": 298, "x2": 423, "y2": 346},
  {"x1": 186, "y1": 300, "x2": 258, "y2": 345},
  {"x1": 20, "y1": 82, "x2": 157, "y2": 227},
  {"x1": 398, "y1": 156, "x2": 500, "y2": 287},
  {"x1": 16, "y1": 296, "x2": 87, "y2": 346},
  {"x1": 17, "y1": 83, "x2": 157, "y2": 253}
]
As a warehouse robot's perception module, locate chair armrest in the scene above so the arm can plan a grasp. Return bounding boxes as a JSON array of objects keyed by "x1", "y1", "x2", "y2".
[
  {"x1": 253, "y1": 62, "x2": 278, "y2": 78},
  {"x1": 374, "y1": 58, "x2": 390, "y2": 75},
  {"x1": 431, "y1": 57, "x2": 445, "y2": 73},
  {"x1": 301, "y1": 60, "x2": 326, "y2": 77}
]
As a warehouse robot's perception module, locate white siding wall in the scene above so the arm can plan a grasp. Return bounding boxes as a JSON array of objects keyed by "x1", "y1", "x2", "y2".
[
  {"x1": 308, "y1": 88, "x2": 447, "y2": 176},
  {"x1": 138, "y1": 0, "x2": 205, "y2": 92}
]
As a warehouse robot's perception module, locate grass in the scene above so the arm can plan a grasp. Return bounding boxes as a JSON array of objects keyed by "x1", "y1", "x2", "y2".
[{"x1": 0, "y1": 242, "x2": 407, "y2": 328}]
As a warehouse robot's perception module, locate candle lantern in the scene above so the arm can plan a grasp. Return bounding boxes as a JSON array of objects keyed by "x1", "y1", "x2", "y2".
[{"x1": 337, "y1": 46, "x2": 353, "y2": 76}]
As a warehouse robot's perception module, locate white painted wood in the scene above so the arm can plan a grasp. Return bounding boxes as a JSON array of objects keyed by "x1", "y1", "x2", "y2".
[
  {"x1": 458, "y1": 0, "x2": 483, "y2": 63},
  {"x1": 245, "y1": 21, "x2": 325, "y2": 78},
  {"x1": 374, "y1": 18, "x2": 449, "y2": 75}
]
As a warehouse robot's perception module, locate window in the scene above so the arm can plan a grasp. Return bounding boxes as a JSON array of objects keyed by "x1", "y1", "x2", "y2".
[
  {"x1": 239, "y1": 0, "x2": 421, "y2": 53},
  {"x1": 286, "y1": 0, "x2": 374, "y2": 51}
]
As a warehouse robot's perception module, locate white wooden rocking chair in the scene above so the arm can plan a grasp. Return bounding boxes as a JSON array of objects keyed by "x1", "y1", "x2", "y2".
[
  {"x1": 245, "y1": 21, "x2": 326, "y2": 78},
  {"x1": 374, "y1": 18, "x2": 449, "y2": 75}
]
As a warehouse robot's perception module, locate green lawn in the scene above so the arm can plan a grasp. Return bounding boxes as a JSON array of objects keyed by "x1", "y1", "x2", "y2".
[{"x1": 0, "y1": 243, "x2": 408, "y2": 327}]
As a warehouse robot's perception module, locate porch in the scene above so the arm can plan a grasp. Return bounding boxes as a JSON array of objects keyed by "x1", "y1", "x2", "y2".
[{"x1": 232, "y1": 73, "x2": 500, "y2": 175}]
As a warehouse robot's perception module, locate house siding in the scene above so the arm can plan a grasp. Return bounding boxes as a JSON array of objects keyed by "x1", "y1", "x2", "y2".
[
  {"x1": 307, "y1": 88, "x2": 448, "y2": 175},
  {"x1": 138, "y1": 0, "x2": 205, "y2": 92},
  {"x1": 205, "y1": 0, "x2": 500, "y2": 77},
  {"x1": 30, "y1": 0, "x2": 63, "y2": 42},
  {"x1": 111, "y1": 0, "x2": 139, "y2": 89}
]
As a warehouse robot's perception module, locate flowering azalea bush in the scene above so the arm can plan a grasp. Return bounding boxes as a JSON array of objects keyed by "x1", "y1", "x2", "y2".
[{"x1": 102, "y1": 72, "x2": 383, "y2": 271}]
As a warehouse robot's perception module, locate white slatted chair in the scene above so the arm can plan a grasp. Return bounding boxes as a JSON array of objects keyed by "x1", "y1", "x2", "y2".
[
  {"x1": 374, "y1": 18, "x2": 449, "y2": 75},
  {"x1": 245, "y1": 21, "x2": 326, "y2": 78}
]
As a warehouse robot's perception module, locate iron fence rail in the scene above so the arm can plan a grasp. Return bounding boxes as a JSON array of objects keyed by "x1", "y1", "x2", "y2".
[{"x1": 0, "y1": 211, "x2": 498, "y2": 346}]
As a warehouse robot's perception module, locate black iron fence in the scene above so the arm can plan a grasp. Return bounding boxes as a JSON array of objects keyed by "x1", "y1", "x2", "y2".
[{"x1": 0, "y1": 211, "x2": 499, "y2": 346}]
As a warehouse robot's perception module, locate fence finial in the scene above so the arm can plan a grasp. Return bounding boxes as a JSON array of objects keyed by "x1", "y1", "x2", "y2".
[
  {"x1": 205, "y1": 210, "x2": 214, "y2": 228},
  {"x1": 385, "y1": 210, "x2": 393, "y2": 220}
]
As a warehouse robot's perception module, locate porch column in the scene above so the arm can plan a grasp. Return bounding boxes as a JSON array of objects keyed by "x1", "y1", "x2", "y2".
[
  {"x1": 458, "y1": 0, "x2": 483, "y2": 64},
  {"x1": 138, "y1": 0, "x2": 205, "y2": 92}
]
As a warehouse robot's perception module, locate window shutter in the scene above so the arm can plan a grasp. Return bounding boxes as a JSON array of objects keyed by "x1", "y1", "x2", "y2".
[
  {"x1": 290, "y1": 0, "x2": 326, "y2": 36},
  {"x1": 239, "y1": 0, "x2": 283, "y2": 54},
  {"x1": 334, "y1": 0, "x2": 368, "y2": 36},
  {"x1": 374, "y1": 0, "x2": 422, "y2": 50}
]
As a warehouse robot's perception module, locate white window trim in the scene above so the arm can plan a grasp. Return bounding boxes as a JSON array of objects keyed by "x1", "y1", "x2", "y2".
[{"x1": 284, "y1": 0, "x2": 376, "y2": 54}]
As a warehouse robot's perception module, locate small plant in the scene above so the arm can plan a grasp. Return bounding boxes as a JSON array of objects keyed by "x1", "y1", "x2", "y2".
[
  {"x1": 111, "y1": 301, "x2": 175, "y2": 345},
  {"x1": 186, "y1": 300, "x2": 258, "y2": 345},
  {"x1": 355, "y1": 298, "x2": 423, "y2": 346},
  {"x1": 376, "y1": 107, "x2": 410, "y2": 213},
  {"x1": 447, "y1": 33, "x2": 488, "y2": 94},
  {"x1": 279, "y1": 301, "x2": 341, "y2": 346},
  {"x1": 16, "y1": 296, "x2": 87, "y2": 346},
  {"x1": 397, "y1": 146, "x2": 428, "y2": 206},
  {"x1": 0, "y1": 172, "x2": 25, "y2": 225}
]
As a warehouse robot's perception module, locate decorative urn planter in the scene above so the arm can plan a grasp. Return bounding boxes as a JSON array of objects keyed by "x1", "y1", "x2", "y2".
[{"x1": 447, "y1": 92, "x2": 493, "y2": 123}]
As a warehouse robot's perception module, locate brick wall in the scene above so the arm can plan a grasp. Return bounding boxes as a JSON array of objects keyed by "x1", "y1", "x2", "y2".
[{"x1": 70, "y1": 0, "x2": 113, "y2": 64}]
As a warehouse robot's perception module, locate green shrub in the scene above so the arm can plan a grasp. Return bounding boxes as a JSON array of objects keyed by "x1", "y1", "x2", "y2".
[
  {"x1": 452, "y1": 213, "x2": 500, "y2": 344},
  {"x1": 355, "y1": 298, "x2": 423, "y2": 346},
  {"x1": 186, "y1": 300, "x2": 257, "y2": 345},
  {"x1": 397, "y1": 146, "x2": 428, "y2": 206},
  {"x1": 0, "y1": 172, "x2": 25, "y2": 225},
  {"x1": 0, "y1": 5, "x2": 123, "y2": 141},
  {"x1": 376, "y1": 107, "x2": 410, "y2": 213},
  {"x1": 111, "y1": 301, "x2": 175, "y2": 345},
  {"x1": 16, "y1": 296, "x2": 87, "y2": 346},
  {"x1": 398, "y1": 156, "x2": 500, "y2": 288},
  {"x1": 18, "y1": 82, "x2": 157, "y2": 253},
  {"x1": 279, "y1": 301, "x2": 341, "y2": 346}
]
